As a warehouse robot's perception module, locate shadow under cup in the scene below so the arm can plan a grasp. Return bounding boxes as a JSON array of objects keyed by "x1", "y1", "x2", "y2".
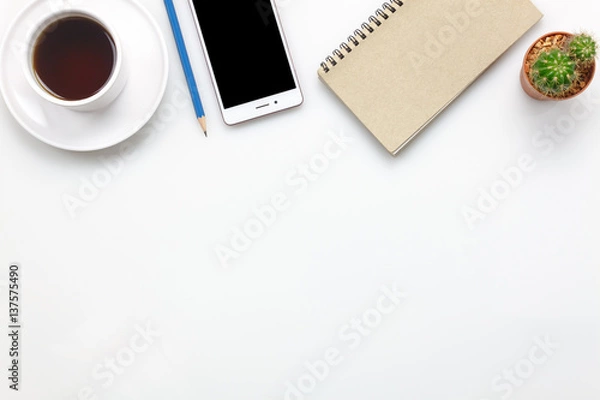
[{"x1": 27, "y1": 12, "x2": 127, "y2": 112}]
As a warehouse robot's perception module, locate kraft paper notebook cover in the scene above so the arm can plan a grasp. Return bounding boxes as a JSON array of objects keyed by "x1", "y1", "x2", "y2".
[{"x1": 318, "y1": 0, "x2": 543, "y2": 155}]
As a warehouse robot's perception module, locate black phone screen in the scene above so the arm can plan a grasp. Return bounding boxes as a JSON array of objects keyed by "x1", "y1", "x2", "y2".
[{"x1": 191, "y1": 0, "x2": 297, "y2": 109}]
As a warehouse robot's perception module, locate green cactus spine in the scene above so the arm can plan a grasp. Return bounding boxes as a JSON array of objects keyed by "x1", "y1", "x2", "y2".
[
  {"x1": 530, "y1": 49, "x2": 577, "y2": 97},
  {"x1": 568, "y1": 33, "x2": 598, "y2": 64}
]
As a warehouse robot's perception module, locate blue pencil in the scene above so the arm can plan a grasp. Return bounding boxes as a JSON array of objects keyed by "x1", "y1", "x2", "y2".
[{"x1": 163, "y1": 0, "x2": 207, "y2": 135}]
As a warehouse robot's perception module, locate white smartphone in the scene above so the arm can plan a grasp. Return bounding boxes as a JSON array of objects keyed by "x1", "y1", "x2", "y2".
[{"x1": 188, "y1": 0, "x2": 303, "y2": 125}]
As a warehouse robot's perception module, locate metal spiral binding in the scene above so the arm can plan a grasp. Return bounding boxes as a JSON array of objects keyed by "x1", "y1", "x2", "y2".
[{"x1": 320, "y1": 0, "x2": 404, "y2": 73}]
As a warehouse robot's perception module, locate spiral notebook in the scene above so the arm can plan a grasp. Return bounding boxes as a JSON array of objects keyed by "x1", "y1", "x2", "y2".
[{"x1": 318, "y1": 0, "x2": 542, "y2": 155}]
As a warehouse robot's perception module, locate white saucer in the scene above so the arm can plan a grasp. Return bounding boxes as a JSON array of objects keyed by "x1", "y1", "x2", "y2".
[{"x1": 0, "y1": 0, "x2": 169, "y2": 151}]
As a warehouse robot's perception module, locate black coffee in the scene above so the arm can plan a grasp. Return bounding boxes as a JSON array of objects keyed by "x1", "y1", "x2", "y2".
[{"x1": 33, "y1": 16, "x2": 116, "y2": 101}]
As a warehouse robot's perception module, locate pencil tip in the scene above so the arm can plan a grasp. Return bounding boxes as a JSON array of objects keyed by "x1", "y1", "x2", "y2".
[{"x1": 198, "y1": 117, "x2": 207, "y2": 136}]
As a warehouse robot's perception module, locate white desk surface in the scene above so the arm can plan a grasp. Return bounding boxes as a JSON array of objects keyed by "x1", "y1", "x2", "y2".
[{"x1": 1, "y1": 0, "x2": 599, "y2": 399}]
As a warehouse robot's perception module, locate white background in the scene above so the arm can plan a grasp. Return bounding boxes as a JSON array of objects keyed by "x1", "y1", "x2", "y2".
[{"x1": 1, "y1": 0, "x2": 599, "y2": 399}]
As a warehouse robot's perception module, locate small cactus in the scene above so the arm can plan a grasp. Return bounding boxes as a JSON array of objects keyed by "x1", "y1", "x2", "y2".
[
  {"x1": 568, "y1": 33, "x2": 597, "y2": 64},
  {"x1": 530, "y1": 49, "x2": 577, "y2": 96}
]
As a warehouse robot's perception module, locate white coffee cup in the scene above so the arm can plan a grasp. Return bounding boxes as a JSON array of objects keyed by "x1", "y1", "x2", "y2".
[{"x1": 24, "y1": 10, "x2": 127, "y2": 112}]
